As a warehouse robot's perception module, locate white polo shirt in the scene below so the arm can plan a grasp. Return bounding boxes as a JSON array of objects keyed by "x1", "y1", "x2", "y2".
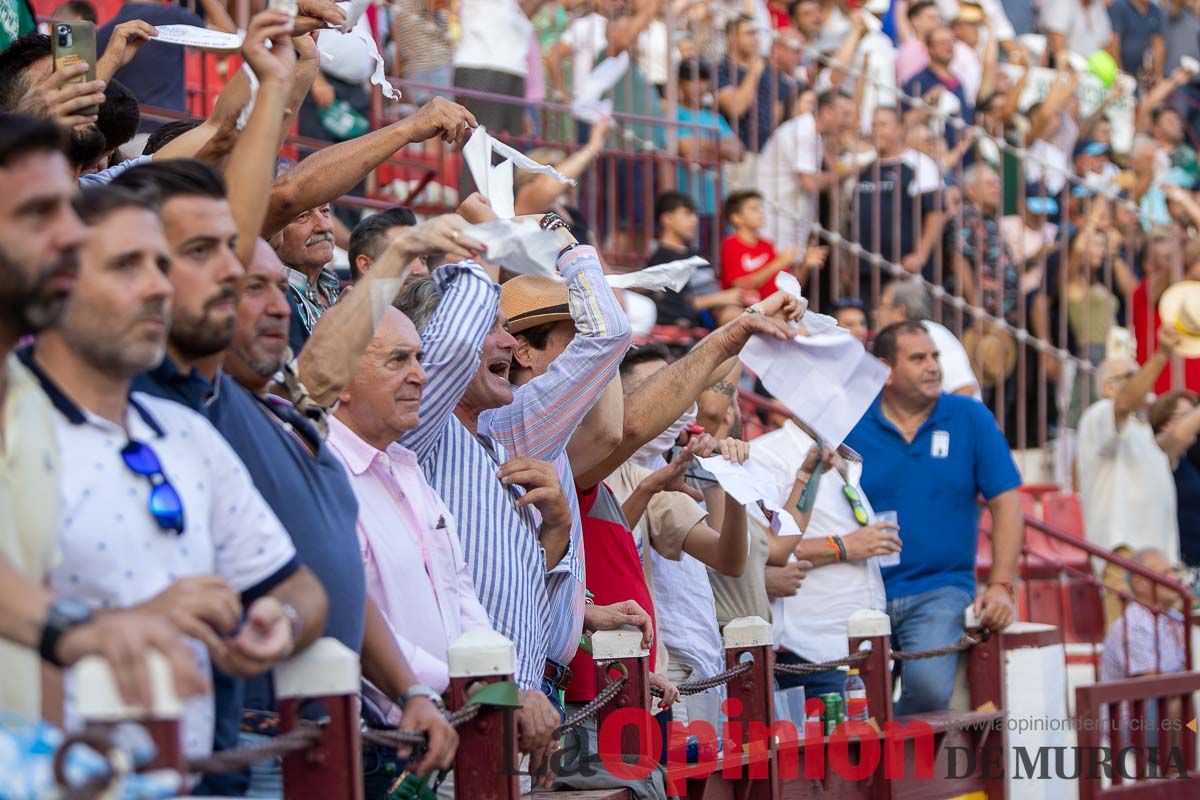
[
  {"x1": 21, "y1": 351, "x2": 297, "y2": 758},
  {"x1": 758, "y1": 423, "x2": 888, "y2": 664}
]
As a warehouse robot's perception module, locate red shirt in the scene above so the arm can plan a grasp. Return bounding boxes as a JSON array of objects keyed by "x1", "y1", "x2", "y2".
[
  {"x1": 566, "y1": 483, "x2": 657, "y2": 703},
  {"x1": 1131, "y1": 279, "x2": 1200, "y2": 394},
  {"x1": 721, "y1": 234, "x2": 779, "y2": 295}
]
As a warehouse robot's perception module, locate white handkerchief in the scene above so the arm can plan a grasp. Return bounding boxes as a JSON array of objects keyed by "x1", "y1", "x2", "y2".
[
  {"x1": 152, "y1": 25, "x2": 244, "y2": 50},
  {"x1": 339, "y1": 0, "x2": 370, "y2": 33},
  {"x1": 488, "y1": 159, "x2": 515, "y2": 220},
  {"x1": 237, "y1": 62, "x2": 257, "y2": 131},
  {"x1": 488, "y1": 137, "x2": 576, "y2": 186},
  {"x1": 773, "y1": 271, "x2": 838, "y2": 335},
  {"x1": 696, "y1": 456, "x2": 801, "y2": 537},
  {"x1": 740, "y1": 330, "x2": 890, "y2": 447},
  {"x1": 462, "y1": 127, "x2": 502, "y2": 214},
  {"x1": 572, "y1": 51, "x2": 629, "y2": 122},
  {"x1": 606, "y1": 257, "x2": 706, "y2": 292},
  {"x1": 462, "y1": 220, "x2": 560, "y2": 277}
]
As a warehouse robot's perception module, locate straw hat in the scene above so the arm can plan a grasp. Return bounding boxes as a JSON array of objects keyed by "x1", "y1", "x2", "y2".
[
  {"x1": 1158, "y1": 280, "x2": 1200, "y2": 358},
  {"x1": 962, "y1": 324, "x2": 1018, "y2": 388},
  {"x1": 954, "y1": 0, "x2": 985, "y2": 24},
  {"x1": 500, "y1": 275, "x2": 572, "y2": 335}
]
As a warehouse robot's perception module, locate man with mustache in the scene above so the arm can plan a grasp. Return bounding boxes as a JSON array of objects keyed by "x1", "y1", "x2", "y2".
[
  {"x1": 263, "y1": 96, "x2": 478, "y2": 352},
  {"x1": 22, "y1": 183, "x2": 327, "y2": 760},
  {"x1": 0, "y1": 113, "x2": 204, "y2": 724}
]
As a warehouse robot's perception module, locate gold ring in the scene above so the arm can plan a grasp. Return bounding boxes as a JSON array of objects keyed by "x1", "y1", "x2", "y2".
[{"x1": 451, "y1": 229, "x2": 460, "y2": 240}]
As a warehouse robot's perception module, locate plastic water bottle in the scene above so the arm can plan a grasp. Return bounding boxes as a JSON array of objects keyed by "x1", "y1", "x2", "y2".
[{"x1": 844, "y1": 668, "x2": 869, "y2": 721}]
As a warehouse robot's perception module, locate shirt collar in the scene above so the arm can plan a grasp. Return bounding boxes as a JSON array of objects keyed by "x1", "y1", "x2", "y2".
[
  {"x1": 285, "y1": 266, "x2": 340, "y2": 298},
  {"x1": 327, "y1": 415, "x2": 418, "y2": 476},
  {"x1": 17, "y1": 346, "x2": 165, "y2": 438},
  {"x1": 866, "y1": 392, "x2": 950, "y2": 439},
  {"x1": 143, "y1": 356, "x2": 218, "y2": 409}
]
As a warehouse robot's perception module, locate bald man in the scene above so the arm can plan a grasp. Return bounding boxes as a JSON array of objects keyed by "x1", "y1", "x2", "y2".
[{"x1": 1077, "y1": 327, "x2": 1183, "y2": 563}]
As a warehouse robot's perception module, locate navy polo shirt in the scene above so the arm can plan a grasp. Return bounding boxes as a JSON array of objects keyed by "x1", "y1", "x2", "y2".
[
  {"x1": 844, "y1": 393, "x2": 1021, "y2": 600},
  {"x1": 135, "y1": 361, "x2": 364, "y2": 788}
]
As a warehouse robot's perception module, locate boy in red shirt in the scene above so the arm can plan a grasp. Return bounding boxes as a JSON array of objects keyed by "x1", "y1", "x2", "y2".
[{"x1": 720, "y1": 190, "x2": 800, "y2": 296}]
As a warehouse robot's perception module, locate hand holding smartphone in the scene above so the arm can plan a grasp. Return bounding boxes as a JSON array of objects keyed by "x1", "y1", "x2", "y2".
[{"x1": 51, "y1": 20, "x2": 98, "y2": 118}]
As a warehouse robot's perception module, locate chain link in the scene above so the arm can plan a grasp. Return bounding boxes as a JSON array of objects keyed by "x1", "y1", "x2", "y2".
[
  {"x1": 186, "y1": 724, "x2": 324, "y2": 774},
  {"x1": 891, "y1": 635, "x2": 982, "y2": 661},
  {"x1": 649, "y1": 661, "x2": 754, "y2": 697},
  {"x1": 773, "y1": 650, "x2": 871, "y2": 677},
  {"x1": 555, "y1": 674, "x2": 628, "y2": 737}
]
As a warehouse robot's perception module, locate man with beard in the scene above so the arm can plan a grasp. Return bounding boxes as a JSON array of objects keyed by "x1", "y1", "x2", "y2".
[
  {"x1": 20, "y1": 183, "x2": 327, "y2": 758},
  {"x1": 118, "y1": 153, "x2": 467, "y2": 792},
  {"x1": 0, "y1": 113, "x2": 204, "y2": 723},
  {"x1": 263, "y1": 97, "x2": 477, "y2": 352}
]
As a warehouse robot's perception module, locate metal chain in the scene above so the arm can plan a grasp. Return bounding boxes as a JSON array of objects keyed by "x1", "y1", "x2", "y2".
[
  {"x1": 445, "y1": 703, "x2": 482, "y2": 728},
  {"x1": 361, "y1": 727, "x2": 427, "y2": 749},
  {"x1": 555, "y1": 674, "x2": 628, "y2": 737},
  {"x1": 650, "y1": 661, "x2": 754, "y2": 697},
  {"x1": 186, "y1": 724, "x2": 324, "y2": 775},
  {"x1": 773, "y1": 650, "x2": 871, "y2": 677},
  {"x1": 891, "y1": 635, "x2": 982, "y2": 661}
]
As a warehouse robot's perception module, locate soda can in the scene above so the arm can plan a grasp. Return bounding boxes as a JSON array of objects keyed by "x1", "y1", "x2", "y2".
[{"x1": 819, "y1": 692, "x2": 844, "y2": 735}]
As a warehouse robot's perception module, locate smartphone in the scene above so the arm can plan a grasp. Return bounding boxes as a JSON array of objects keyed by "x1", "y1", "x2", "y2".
[
  {"x1": 51, "y1": 20, "x2": 97, "y2": 118},
  {"x1": 268, "y1": 0, "x2": 298, "y2": 20}
]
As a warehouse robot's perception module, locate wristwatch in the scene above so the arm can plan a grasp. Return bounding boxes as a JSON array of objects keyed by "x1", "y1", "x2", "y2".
[
  {"x1": 397, "y1": 684, "x2": 446, "y2": 712},
  {"x1": 39, "y1": 597, "x2": 94, "y2": 667}
]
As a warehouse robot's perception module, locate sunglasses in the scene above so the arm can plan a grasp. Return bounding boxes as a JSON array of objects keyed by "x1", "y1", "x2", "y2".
[
  {"x1": 121, "y1": 440, "x2": 185, "y2": 535},
  {"x1": 842, "y1": 483, "x2": 870, "y2": 526}
]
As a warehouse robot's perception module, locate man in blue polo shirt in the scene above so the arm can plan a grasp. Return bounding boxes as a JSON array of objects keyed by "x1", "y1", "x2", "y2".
[{"x1": 845, "y1": 321, "x2": 1023, "y2": 715}]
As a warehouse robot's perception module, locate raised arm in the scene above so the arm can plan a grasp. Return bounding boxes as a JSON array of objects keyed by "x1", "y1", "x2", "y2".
[
  {"x1": 225, "y1": 11, "x2": 296, "y2": 266},
  {"x1": 481, "y1": 245, "x2": 633, "y2": 465},
  {"x1": 297, "y1": 214, "x2": 485, "y2": 408},
  {"x1": 263, "y1": 98, "x2": 477, "y2": 237},
  {"x1": 395, "y1": 261, "x2": 500, "y2": 464},
  {"x1": 515, "y1": 118, "x2": 609, "y2": 215},
  {"x1": 1114, "y1": 326, "x2": 1179, "y2": 428},
  {"x1": 575, "y1": 293, "x2": 802, "y2": 489}
]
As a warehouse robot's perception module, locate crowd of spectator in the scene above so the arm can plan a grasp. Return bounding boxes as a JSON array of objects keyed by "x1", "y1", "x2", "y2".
[{"x1": 0, "y1": 0, "x2": 1200, "y2": 796}]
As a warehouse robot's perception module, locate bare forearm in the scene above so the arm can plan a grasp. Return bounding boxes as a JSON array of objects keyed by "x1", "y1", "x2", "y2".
[
  {"x1": 227, "y1": 79, "x2": 289, "y2": 264},
  {"x1": 540, "y1": 525, "x2": 570, "y2": 570},
  {"x1": 0, "y1": 558, "x2": 52, "y2": 650},
  {"x1": 717, "y1": 499, "x2": 749, "y2": 577},
  {"x1": 269, "y1": 567, "x2": 328, "y2": 651},
  {"x1": 297, "y1": 243, "x2": 419, "y2": 407},
  {"x1": 792, "y1": 537, "x2": 838, "y2": 567},
  {"x1": 1115, "y1": 351, "x2": 1168, "y2": 420},
  {"x1": 987, "y1": 490, "x2": 1023, "y2": 585},
  {"x1": 361, "y1": 598, "x2": 418, "y2": 697},
  {"x1": 731, "y1": 258, "x2": 790, "y2": 290},
  {"x1": 622, "y1": 485, "x2": 657, "y2": 530},
  {"x1": 199, "y1": 0, "x2": 239, "y2": 33},
  {"x1": 265, "y1": 118, "x2": 419, "y2": 237}
]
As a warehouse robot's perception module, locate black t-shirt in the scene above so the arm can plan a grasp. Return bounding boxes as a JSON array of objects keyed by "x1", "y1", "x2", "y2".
[
  {"x1": 852, "y1": 159, "x2": 933, "y2": 267},
  {"x1": 645, "y1": 243, "x2": 701, "y2": 326}
]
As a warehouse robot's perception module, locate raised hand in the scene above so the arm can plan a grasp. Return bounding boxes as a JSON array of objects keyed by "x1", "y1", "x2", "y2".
[
  {"x1": 96, "y1": 19, "x2": 157, "y2": 83},
  {"x1": 15, "y1": 63, "x2": 105, "y2": 128},
  {"x1": 401, "y1": 97, "x2": 478, "y2": 146},
  {"x1": 241, "y1": 9, "x2": 297, "y2": 87}
]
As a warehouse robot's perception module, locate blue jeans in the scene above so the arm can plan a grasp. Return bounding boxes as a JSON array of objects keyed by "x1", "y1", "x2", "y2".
[
  {"x1": 887, "y1": 585, "x2": 973, "y2": 716},
  {"x1": 774, "y1": 650, "x2": 846, "y2": 699},
  {"x1": 239, "y1": 732, "x2": 283, "y2": 798}
]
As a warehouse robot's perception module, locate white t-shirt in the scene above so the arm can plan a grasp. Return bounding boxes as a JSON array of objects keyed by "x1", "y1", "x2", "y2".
[
  {"x1": 757, "y1": 113, "x2": 823, "y2": 250},
  {"x1": 48, "y1": 390, "x2": 297, "y2": 758},
  {"x1": 561, "y1": 13, "x2": 608, "y2": 94},
  {"x1": 758, "y1": 423, "x2": 887, "y2": 663},
  {"x1": 901, "y1": 148, "x2": 943, "y2": 194},
  {"x1": 924, "y1": 320, "x2": 982, "y2": 399},
  {"x1": 1041, "y1": 0, "x2": 1114, "y2": 59},
  {"x1": 1025, "y1": 138, "x2": 1071, "y2": 196},
  {"x1": 454, "y1": 0, "x2": 533, "y2": 77},
  {"x1": 1077, "y1": 399, "x2": 1179, "y2": 564},
  {"x1": 951, "y1": 40, "x2": 982, "y2": 106}
]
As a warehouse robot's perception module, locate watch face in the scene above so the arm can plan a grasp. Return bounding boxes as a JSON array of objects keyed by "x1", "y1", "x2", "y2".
[{"x1": 51, "y1": 597, "x2": 94, "y2": 626}]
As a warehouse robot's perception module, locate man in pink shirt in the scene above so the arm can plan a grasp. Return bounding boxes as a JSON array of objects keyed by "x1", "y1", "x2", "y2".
[
  {"x1": 895, "y1": 0, "x2": 942, "y2": 85},
  {"x1": 326, "y1": 306, "x2": 495, "y2": 699}
]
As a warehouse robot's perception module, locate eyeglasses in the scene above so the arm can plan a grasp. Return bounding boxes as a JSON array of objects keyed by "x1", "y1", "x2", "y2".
[
  {"x1": 842, "y1": 483, "x2": 870, "y2": 526},
  {"x1": 121, "y1": 440, "x2": 185, "y2": 535}
]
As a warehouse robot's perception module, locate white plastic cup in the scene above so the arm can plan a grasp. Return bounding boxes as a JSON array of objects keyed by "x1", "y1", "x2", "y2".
[{"x1": 875, "y1": 510, "x2": 901, "y2": 567}]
